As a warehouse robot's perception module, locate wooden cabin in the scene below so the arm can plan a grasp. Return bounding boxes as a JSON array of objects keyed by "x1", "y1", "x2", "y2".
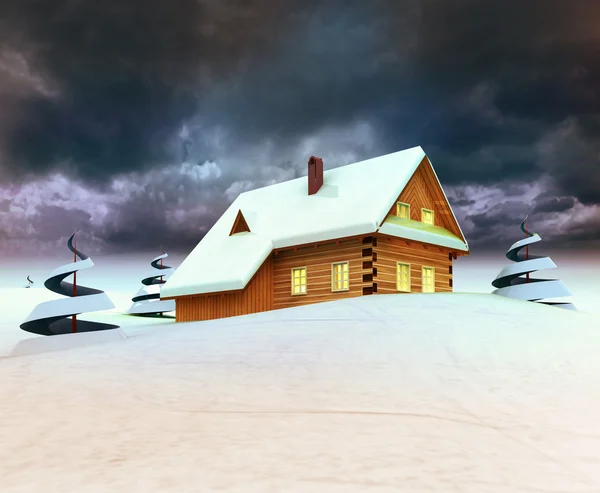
[{"x1": 161, "y1": 146, "x2": 470, "y2": 322}]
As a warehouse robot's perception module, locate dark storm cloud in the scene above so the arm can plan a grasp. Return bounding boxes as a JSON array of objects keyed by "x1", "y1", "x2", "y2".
[
  {"x1": 568, "y1": 224, "x2": 600, "y2": 243},
  {"x1": 402, "y1": 0, "x2": 600, "y2": 93},
  {"x1": 466, "y1": 203, "x2": 530, "y2": 232},
  {"x1": 427, "y1": 143, "x2": 541, "y2": 187},
  {"x1": 2, "y1": 0, "x2": 599, "y2": 183},
  {"x1": 532, "y1": 196, "x2": 576, "y2": 214},
  {"x1": 94, "y1": 160, "x2": 228, "y2": 252},
  {"x1": 29, "y1": 206, "x2": 92, "y2": 242},
  {"x1": 0, "y1": 0, "x2": 287, "y2": 183},
  {"x1": 536, "y1": 117, "x2": 600, "y2": 205},
  {"x1": 375, "y1": 0, "x2": 600, "y2": 195},
  {"x1": 176, "y1": 0, "x2": 600, "y2": 193},
  {"x1": 445, "y1": 188, "x2": 475, "y2": 208},
  {"x1": 200, "y1": 1, "x2": 420, "y2": 148},
  {"x1": 458, "y1": 190, "x2": 599, "y2": 251},
  {"x1": 0, "y1": 0, "x2": 599, "y2": 253}
]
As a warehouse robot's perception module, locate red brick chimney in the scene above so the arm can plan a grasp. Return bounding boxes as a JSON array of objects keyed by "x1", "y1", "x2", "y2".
[{"x1": 308, "y1": 156, "x2": 323, "y2": 195}]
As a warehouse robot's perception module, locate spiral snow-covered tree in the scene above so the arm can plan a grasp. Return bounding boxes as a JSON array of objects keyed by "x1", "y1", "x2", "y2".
[
  {"x1": 20, "y1": 231, "x2": 120, "y2": 335},
  {"x1": 491, "y1": 216, "x2": 575, "y2": 309},
  {"x1": 126, "y1": 248, "x2": 175, "y2": 316}
]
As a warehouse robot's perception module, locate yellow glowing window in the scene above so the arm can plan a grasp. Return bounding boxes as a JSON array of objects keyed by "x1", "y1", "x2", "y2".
[
  {"x1": 422, "y1": 267, "x2": 435, "y2": 293},
  {"x1": 396, "y1": 202, "x2": 410, "y2": 219},
  {"x1": 291, "y1": 267, "x2": 307, "y2": 295},
  {"x1": 421, "y1": 208, "x2": 434, "y2": 225},
  {"x1": 332, "y1": 261, "x2": 349, "y2": 292},
  {"x1": 396, "y1": 263, "x2": 411, "y2": 292}
]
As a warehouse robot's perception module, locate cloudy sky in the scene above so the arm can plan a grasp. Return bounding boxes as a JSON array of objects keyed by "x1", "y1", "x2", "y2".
[{"x1": 0, "y1": 0, "x2": 599, "y2": 259}]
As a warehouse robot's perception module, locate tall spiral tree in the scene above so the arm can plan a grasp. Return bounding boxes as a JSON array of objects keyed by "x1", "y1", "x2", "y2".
[
  {"x1": 491, "y1": 216, "x2": 575, "y2": 309},
  {"x1": 126, "y1": 248, "x2": 176, "y2": 316},
  {"x1": 20, "y1": 231, "x2": 120, "y2": 335}
]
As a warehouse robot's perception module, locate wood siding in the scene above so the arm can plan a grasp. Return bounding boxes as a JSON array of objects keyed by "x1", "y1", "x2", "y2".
[
  {"x1": 168, "y1": 154, "x2": 471, "y2": 323},
  {"x1": 386, "y1": 157, "x2": 464, "y2": 240},
  {"x1": 273, "y1": 236, "x2": 373, "y2": 310},
  {"x1": 374, "y1": 233, "x2": 453, "y2": 294},
  {"x1": 173, "y1": 232, "x2": 458, "y2": 322},
  {"x1": 175, "y1": 254, "x2": 273, "y2": 322}
]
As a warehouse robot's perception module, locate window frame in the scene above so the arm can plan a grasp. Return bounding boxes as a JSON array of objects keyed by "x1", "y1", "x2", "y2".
[
  {"x1": 291, "y1": 266, "x2": 307, "y2": 296},
  {"x1": 422, "y1": 266, "x2": 435, "y2": 293},
  {"x1": 396, "y1": 262, "x2": 411, "y2": 292},
  {"x1": 396, "y1": 201, "x2": 410, "y2": 220},
  {"x1": 421, "y1": 207, "x2": 434, "y2": 225},
  {"x1": 331, "y1": 261, "x2": 350, "y2": 292}
]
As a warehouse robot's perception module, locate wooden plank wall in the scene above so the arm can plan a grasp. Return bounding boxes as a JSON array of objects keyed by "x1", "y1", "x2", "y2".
[
  {"x1": 386, "y1": 157, "x2": 463, "y2": 239},
  {"x1": 174, "y1": 232, "x2": 458, "y2": 322},
  {"x1": 175, "y1": 254, "x2": 273, "y2": 322},
  {"x1": 374, "y1": 233, "x2": 453, "y2": 294},
  {"x1": 272, "y1": 236, "x2": 372, "y2": 310}
]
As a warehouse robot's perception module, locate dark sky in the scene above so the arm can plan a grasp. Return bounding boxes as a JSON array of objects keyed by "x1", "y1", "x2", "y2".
[{"x1": 0, "y1": 0, "x2": 599, "y2": 257}]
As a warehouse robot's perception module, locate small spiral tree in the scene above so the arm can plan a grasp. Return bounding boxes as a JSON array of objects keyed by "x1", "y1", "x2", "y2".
[
  {"x1": 491, "y1": 216, "x2": 575, "y2": 309},
  {"x1": 20, "y1": 231, "x2": 121, "y2": 335},
  {"x1": 24, "y1": 275, "x2": 33, "y2": 288},
  {"x1": 126, "y1": 248, "x2": 176, "y2": 316}
]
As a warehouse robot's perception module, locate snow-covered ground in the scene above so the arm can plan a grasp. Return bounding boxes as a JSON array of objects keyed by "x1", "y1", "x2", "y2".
[
  {"x1": 0, "y1": 288, "x2": 174, "y2": 356},
  {"x1": 1, "y1": 288, "x2": 600, "y2": 492}
]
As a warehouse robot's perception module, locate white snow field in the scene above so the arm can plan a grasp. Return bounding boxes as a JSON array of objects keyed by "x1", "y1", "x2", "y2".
[
  {"x1": 1, "y1": 289, "x2": 600, "y2": 492},
  {"x1": 0, "y1": 288, "x2": 174, "y2": 356}
]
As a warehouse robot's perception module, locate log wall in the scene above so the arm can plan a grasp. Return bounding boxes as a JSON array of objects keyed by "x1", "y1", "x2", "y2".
[
  {"x1": 174, "y1": 254, "x2": 273, "y2": 322},
  {"x1": 272, "y1": 236, "x2": 373, "y2": 310},
  {"x1": 374, "y1": 233, "x2": 453, "y2": 294}
]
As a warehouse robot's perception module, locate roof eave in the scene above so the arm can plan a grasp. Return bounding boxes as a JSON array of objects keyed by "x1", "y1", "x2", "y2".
[
  {"x1": 271, "y1": 221, "x2": 380, "y2": 249},
  {"x1": 423, "y1": 155, "x2": 470, "y2": 247},
  {"x1": 377, "y1": 222, "x2": 469, "y2": 252}
]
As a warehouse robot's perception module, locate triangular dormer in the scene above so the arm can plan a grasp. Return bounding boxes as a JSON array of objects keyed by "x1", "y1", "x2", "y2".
[
  {"x1": 381, "y1": 156, "x2": 467, "y2": 244},
  {"x1": 229, "y1": 209, "x2": 251, "y2": 235}
]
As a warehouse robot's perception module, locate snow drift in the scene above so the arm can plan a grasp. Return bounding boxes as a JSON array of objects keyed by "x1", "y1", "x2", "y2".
[{"x1": 1, "y1": 291, "x2": 600, "y2": 492}]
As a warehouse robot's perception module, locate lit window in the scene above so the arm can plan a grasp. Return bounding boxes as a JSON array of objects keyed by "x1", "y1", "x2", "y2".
[
  {"x1": 396, "y1": 263, "x2": 411, "y2": 292},
  {"x1": 396, "y1": 202, "x2": 410, "y2": 219},
  {"x1": 291, "y1": 267, "x2": 307, "y2": 295},
  {"x1": 421, "y1": 208, "x2": 434, "y2": 225},
  {"x1": 422, "y1": 267, "x2": 435, "y2": 293},
  {"x1": 332, "y1": 262, "x2": 349, "y2": 291}
]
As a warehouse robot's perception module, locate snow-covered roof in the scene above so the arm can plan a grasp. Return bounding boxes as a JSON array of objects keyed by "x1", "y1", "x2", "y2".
[
  {"x1": 162, "y1": 146, "x2": 468, "y2": 298},
  {"x1": 378, "y1": 216, "x2": 469, "y2": 252}
]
